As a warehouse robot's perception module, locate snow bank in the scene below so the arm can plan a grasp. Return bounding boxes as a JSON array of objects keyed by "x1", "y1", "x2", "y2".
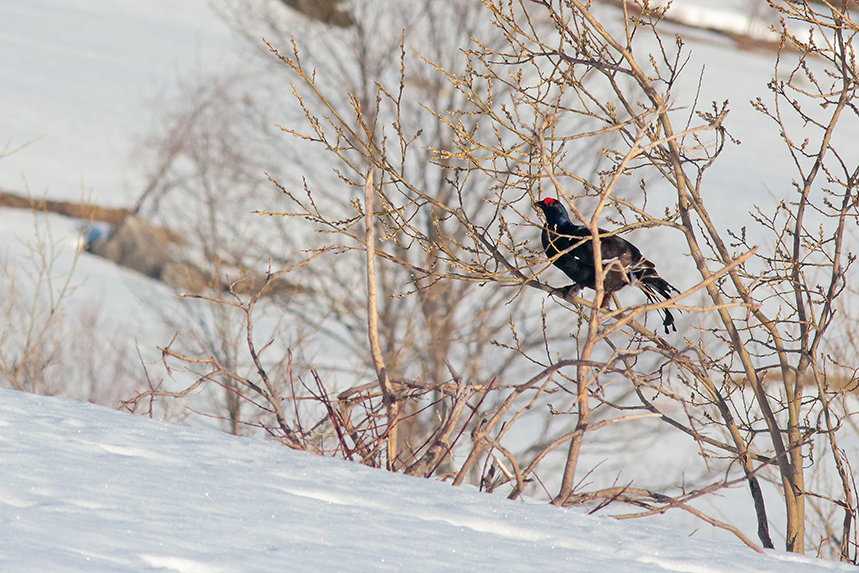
[{"x1": 0, "y1": 389, "x2": 847, "y2": 572}]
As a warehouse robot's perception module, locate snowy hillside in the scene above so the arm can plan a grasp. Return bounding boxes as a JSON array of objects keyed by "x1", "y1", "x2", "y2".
[
  {"x1": 0, "y1": 388, "x2": 847, "y2": 573},
  {"x1": 0, "y1": 0, "x2": 235, "y2": 202},
  {"x1": 0, "y1": 0, "x2": 798, "y2": 218}
]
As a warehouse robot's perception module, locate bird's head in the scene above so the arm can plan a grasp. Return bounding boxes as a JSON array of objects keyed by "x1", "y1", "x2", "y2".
[{"x1": 533, "y1": 197, "x2": 570, "y2": 223}]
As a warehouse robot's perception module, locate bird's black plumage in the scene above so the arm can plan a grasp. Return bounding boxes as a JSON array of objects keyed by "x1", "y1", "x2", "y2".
[{"x1": 534, "y1": 197, "x2": 679, "y2": 333}]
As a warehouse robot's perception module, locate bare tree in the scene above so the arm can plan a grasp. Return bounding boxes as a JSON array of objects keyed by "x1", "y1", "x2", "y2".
[
  {"x1": 134, "y1": 0, "x2": 859, "y2": 561},
  {"x1": 139, "y1": 0, "x2": 602, "y2": 454}
]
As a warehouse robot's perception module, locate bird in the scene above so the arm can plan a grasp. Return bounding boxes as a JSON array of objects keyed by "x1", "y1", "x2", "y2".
[{"x1": 534, "y1": 197, "x2": 679, "y2": 333}]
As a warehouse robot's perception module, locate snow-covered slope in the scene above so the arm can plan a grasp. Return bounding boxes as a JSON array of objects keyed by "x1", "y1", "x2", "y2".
[
  {"x1": 0, "y1": 389, "x2": 847, "y2": 573},
  {"x1": 0, "y1": 0, "x2": 235, "y2": 203}
]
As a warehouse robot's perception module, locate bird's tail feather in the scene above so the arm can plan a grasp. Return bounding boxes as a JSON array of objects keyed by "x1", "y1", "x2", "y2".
[{"x1": 637, "y1": 272, "x2": 679, "y2": 334}]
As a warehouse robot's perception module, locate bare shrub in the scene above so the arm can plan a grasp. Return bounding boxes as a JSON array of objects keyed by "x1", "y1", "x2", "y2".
[{"x1": 0, "y1": 211, "x2": 142, "y2": 405}]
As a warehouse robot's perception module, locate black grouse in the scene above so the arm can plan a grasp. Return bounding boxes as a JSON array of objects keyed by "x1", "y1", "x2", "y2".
[{"x1": 534, "y1": 197, "x2": 679, "y2": 333}]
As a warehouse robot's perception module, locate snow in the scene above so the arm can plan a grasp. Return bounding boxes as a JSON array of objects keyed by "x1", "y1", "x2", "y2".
[
  {"x1": 655, "y1": 0, "x2": 780, "y2": 42},
  {"x1": 0, "y1": 0, "x2": 801, "y2": 215},
  {"x1": 0, "y1": 0, "x2": 235, "y2": 203},
  {"x1": 0, "y1": 388, "x2": 848, "y2": 573}
]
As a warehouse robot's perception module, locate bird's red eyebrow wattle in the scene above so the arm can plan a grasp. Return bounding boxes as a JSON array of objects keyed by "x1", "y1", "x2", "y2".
[{"x1": 543, "y1": 197, "x2": 555, "y2": 204}]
